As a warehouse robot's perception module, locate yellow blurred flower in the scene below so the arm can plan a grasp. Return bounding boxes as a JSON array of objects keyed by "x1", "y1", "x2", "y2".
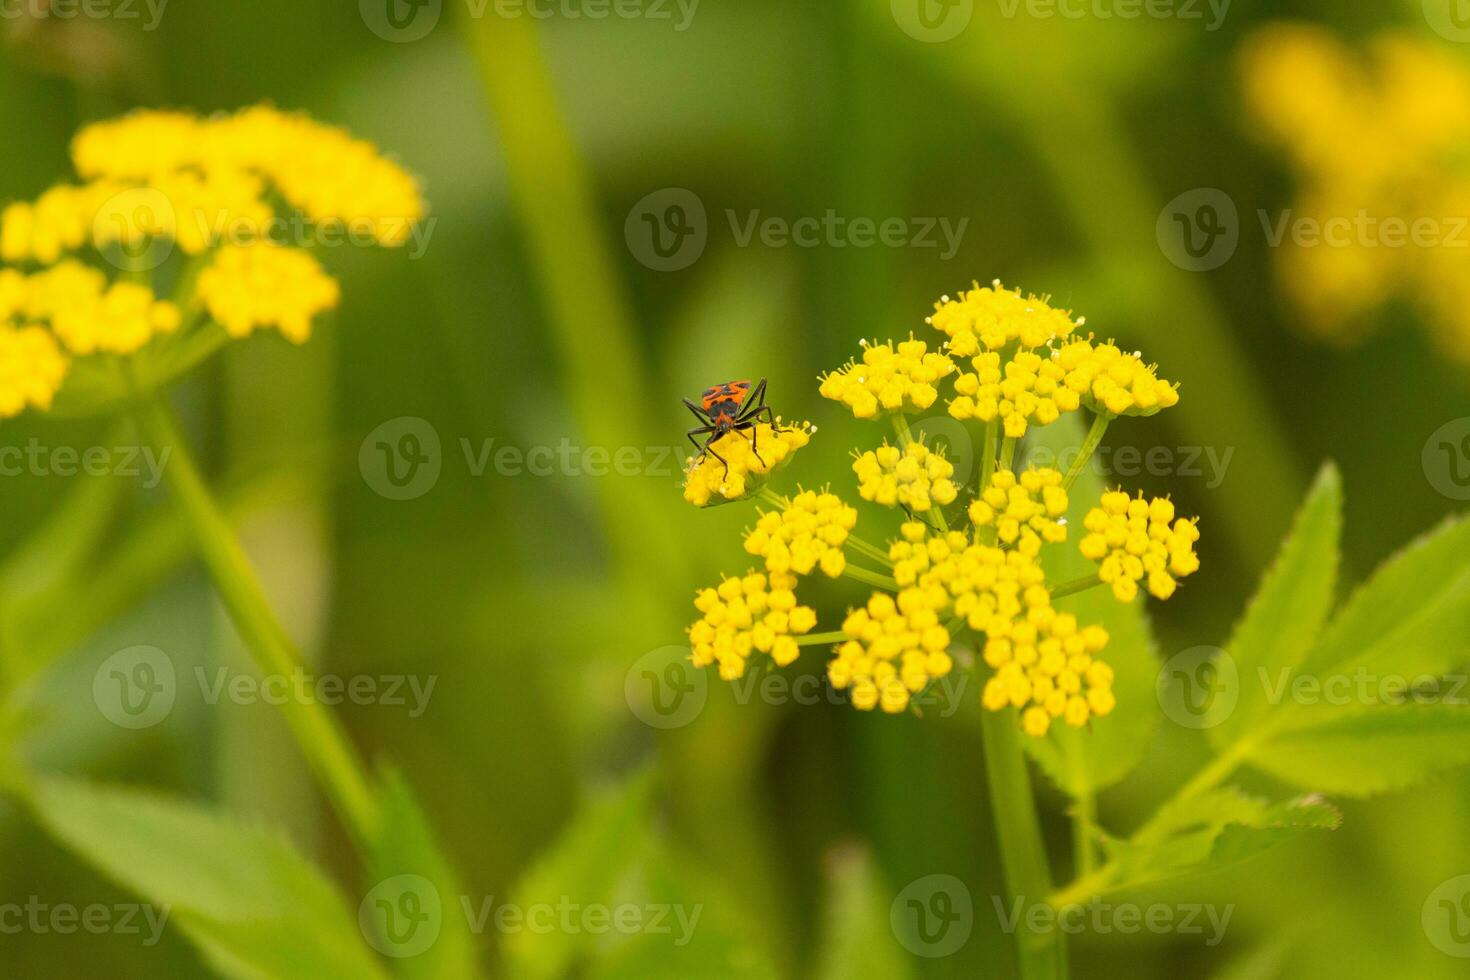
[
  {"x1": 688, "y1": 570, "x2": 818, "y2": 681},
  {"x1": 926, "y1": 280, "x2": 1082, "y2": 358},
  {"x1": 819, "y1": 336, "x2": 954, "y2": 419},
  {"x1": 852, "y1": 439, "x2": 958, "y2": 513},
  {"x1": 0, "y1": 325, "x2": 68, "y2": 419},
  {"x1": 827, "y1": 589, "x2": 954, "y2": 714},
  {"x1": 683, "y1": 422, "x2": 811, "y2": 508},
  {"x1": 744, "y1": 489, "x2": 858, "y2": 578},
  {"x1": 197, "y1": 243, "x2": 340, "y2": 343},
  {"x1": 1079, "y1": 491, "x2": 1200, "y2": 602},
  {"x1": 1, "y1": 261, "x2": 181, "y2": 356}
]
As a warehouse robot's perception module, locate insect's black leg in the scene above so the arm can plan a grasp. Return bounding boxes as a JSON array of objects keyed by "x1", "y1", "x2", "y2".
[
  {"x1": 684, "y1": 398, "x2": 711, "y2": 426},
  {"x1": 688, "y1": 425, "x2": 717, "y2": 459},
  {"x1": 705, "y1": 442, "x2": 730, "y2": 480},
  {"x1": 738, "y1": 378, "x2": 768, "y2": 416}
]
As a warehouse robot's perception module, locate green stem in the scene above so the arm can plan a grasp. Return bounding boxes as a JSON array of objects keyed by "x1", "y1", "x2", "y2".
[
  {"x1": 134, "y1": 395, "x2": 379, "y2": 846},
  {"x1": 1071, "y1": 791, "x2": 1097, "y2": 878},
  {"x1": 796, "y1": 630, "x2": 848, "y2": 647},
  {"x1": 841, "y1": 564, "x2": 899, "y2": 592},
  {"x1": 892, "y1": 412, "x2": 914, "y2": 447},
  {"x1": 979, "y1": 418, "x2": 999, "y2": 494},
  {"x1": 1062, "y1": 413, "x2": 1110, "y2": 493},
  {"x1": 1050, "y1": 574, "x2": 1103, "y2": 600},
  {"x1": 844, "y1": 535, "x2": 893, "y2": 566},
  {"x1": 981, "y1": 707, "x2": 1069, "y2": 978},
  {"x1": 999, "y1": 435, "x2": 1017, "y2": 474}
]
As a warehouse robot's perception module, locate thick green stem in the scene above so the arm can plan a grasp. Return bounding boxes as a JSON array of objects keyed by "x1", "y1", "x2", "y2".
[
  {"x1": 1062, "y1": 412, "x2": 1110, "y2": 493},
  {"x1": 135, "y1": 396, "x2": 379, "y2": 845},
  {"x1": 982, "y1": 707, "x2": 1069, "y2": 979},
  {"x1": 979, "y1": 418, "x2": 999, "y2": 494},
  {"x1": 892, "y1": 413, "x2": 914, "y2": 447},
  {"x1": 999, "y1": 435, "x2": 1017, "y2": 474},
  {"x1": 796, "y1": 630, "x2": 848, "y2": 647},
  {"x1": 1049, "y1": 574, "x2": 1102, "y2": 600},
  {"x1": 841, "y1": 564, "x2": 900, "y2": 592}
]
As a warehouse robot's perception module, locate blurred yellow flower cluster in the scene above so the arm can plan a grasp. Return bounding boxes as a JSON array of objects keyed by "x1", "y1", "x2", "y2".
[
  {"x1": 828, "y1": 590, "x2": 954, "y2": 714},
  {"x1": 679, "y1": 280, "x2": 1193, "y2": 739},
  {"x1": 1241, "y1": 26, "x2": 1470, "y2": 360},
  {"x1": 968, "y1": 467, "x2": 1069, "y2": 553},
  {"x1": 852, "y1": 440, "x2": 958, "y2": 513},
  {"x1": 1079, "y1": 492, "x2": 1201, "y2": 602},
  {"x1": 682, "y1": 422, "x2": 811, "y2": 508},
  {"x1": 743, "y1": 490, "x2": 857, "y2": 578},
  {"x1": 688, "y1": 571, "x2": 818, "y2": 680},
  {"x1": 0, "y1": 105, "x2": 425, "y2": 422},
  {"x1": 0, "y1": 324, "x2": 68, "y2": 418},
  {"x1": 926, "y1": 280, "x2": 1081, "y2": 357},
  {"x1": 818, "y1": 336, "x2": 954, "y2": 418}
]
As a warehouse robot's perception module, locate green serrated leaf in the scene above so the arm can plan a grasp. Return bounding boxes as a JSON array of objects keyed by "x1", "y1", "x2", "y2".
[
  {"x1": 813, "y1": 846, "x2": 917, "y2": 980},
  {"x1": 367, "y1": 768, "x2": 484, "y2": 979},
  {"x1": 1022, "y1": 413, "x2": 1159, "y2": 797},
  {"x1": 1250, "y1": 703, "x2": 1470, "y2": 798},
  {"x1": 501, "y1": 768, "x2": 656, "y2": 980},
  {"x1": 27, "y1": 776, "x2": 388, "y2": 980},
  {"x1": 1301, "y1": 515, "x2": 1470, "y2": 681},
  {"x1": 1210, "y1": 464, "x2": 1341, "y2": 749}
]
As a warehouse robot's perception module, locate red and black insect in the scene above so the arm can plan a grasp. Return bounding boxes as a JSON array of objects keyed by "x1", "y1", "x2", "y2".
[{"x1": 683, "y1": 378, "x2": 776, "y2": 479}]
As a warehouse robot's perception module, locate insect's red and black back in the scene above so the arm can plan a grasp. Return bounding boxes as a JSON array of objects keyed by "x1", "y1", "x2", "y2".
[{"x1": 701, "y1": 380, "x2": 751, "y2": 424}]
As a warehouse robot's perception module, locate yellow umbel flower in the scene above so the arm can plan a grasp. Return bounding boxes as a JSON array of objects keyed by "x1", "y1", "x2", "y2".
[
  {"x1": 682, "y1": 422, "x2": 811, "y2": 508},
  {"x1": 827, "y1": 590, "x2": 954, "y2": 714},
  {"x1": 818, "y1": 336, "x2": 954, "y2": 419},
  {"x1": 887, "y1": 521, "x2": 1048, "y2": 634},
  {"x1": 688, "y1": 571, "x2": 818, "y2": 681},
  {"x1": 1079, "y1": 492, "x2": 1201, "y2": 602},
  {"x1": 968, "y1": 467, "x2": 1069, "y2": 555},
  {"x1": 0, "y1": 325, "x2": 68, "y2": 419},
  {"x1": 744, "y1": 490, "x2": 858, "y2": 578},
  {"x1": 196, "y1": 243, "x2": 341, "y2": 343},
  {"x1": 1053, "y1": 338, "x2": 1179, "y2": 418},
  {"x1": 981, "y1": 607, "x2": 1114, "y2": 737},
  {"x1": 852, "y1": 440, "x2": 958, "y2": 513},
  {"x1": 11, "y1": 261, "x2": 181, "y2": 356},
  {"x1": 947, "y1": 350, "x2": 1079, "y2": 438},
  {"x1": 926, "y1": 280, "x2": 1082, "y2": 358}
]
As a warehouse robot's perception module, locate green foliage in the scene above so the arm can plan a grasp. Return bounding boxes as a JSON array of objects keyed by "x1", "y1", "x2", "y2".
[
  {"x1": 25, "y1": 776, "x2": 388, "y2": 980},
  {"x1": 813, "y1": 846, "x2": 916, "y2": 980}
]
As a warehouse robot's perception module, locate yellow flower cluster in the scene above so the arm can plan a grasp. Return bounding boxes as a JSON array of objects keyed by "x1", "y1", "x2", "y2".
[
  {"x1": 852, "y1": 440, "x2": 958, "y2": 513},
  {"x1": 1079, "y1": 492, "x2": 1201, "y2": 602},
  {"x1": 196, "y1": 244, "x2": 341, "y2": 343},
  {"x1": 744, "y1": 490, "x2": 857, "y2": 578},
  {"x1": 948, "y1": 349, "x2": 1079, "y2": 437},
  {"x1": 688, "y1": 571, "x2": 818, "y2": 681},
  {"x1": 926, "y1": 280, "x2": 1082, "y2": 358},
  {"x1": 1, "y1": 261, "x2": 181, "y2": 361},
  {"x1": 887, "y1": 522, "x2": 1048, "y2": 634},
  {"x1": 818, "y1": 337, "x2": 954, "y2": 418},
  {"x1": 683, "y1": 422, "x2": 811, "y2": 508},
  {"x1": 981, "y1": 608, "x2": 1114, "y2": 737},
  {"x1": 828, "y1": 590, "x2": 954, "y2": 714},
  {"x1": 968, "y1": 468, "x2": 1069, "y2": 554},
  {"x1": 1053, "y1": 338, "x2": 1179, "y2": 418},
  {"x1": 0, "y1": 325, "x2": 68, "y2": 419},
  {"x1": 1240, "y1": 27, "x2": 1470, "y2": 359}
]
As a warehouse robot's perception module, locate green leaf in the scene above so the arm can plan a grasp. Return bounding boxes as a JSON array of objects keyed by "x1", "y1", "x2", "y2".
[
  {"x1": 27, "y1": 776, "x2": 388, "y2": 980},
  {"x1": 366, "y1": 768, "x2": 484, "y2": 978},
  {"x1": 1108, "y1": 787, "x2": 1339, "y2": 887},
  {"x1": 1210, "y1": 464, "x2": 1342, "y2": 749},
  {"x1": 1250, "y1": 704, "x2": 1470, "y2": 798},
  {"x1": 813, "y1": 846, "x2": 917, "y2": 980},
  {"x1": 501, "y1": 768, "x2": 656, "y2": 980},
  {"x1": 1301, "y1": 515, "x2": 1470, "y2": 680},
  {"x1": 1022, "y1": 412, "x2": 1159, "y2": 796}
]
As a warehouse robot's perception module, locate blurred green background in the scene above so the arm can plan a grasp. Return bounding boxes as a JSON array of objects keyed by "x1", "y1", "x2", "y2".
[{"x1": 1, "y1": 0, "x2": 1467, "y2": 977}]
